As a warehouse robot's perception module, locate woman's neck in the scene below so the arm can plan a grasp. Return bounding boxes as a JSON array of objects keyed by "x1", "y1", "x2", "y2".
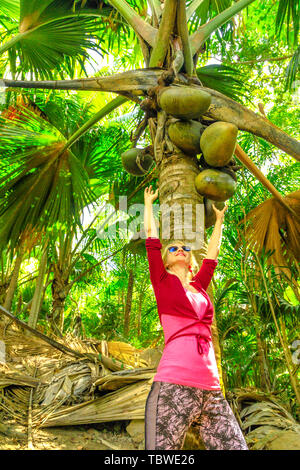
[{"x1": 167, "y1": 265, "x2": 190, "y2": 285}]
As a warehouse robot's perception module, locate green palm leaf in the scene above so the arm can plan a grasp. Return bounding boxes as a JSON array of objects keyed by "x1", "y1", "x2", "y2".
[
  {"x1": 187, "y1": 0, "x2": 232, "y2": 31},
  {"x1": 0, "y1": 105, "x2": 95, "y2": 249},
  {"x1": 5, "y1": 17, "x2": 103, "y2": 80},
  {"x1": 196, "y1": 63, "x2": 249, "y2": 102},
  {"x1": 0, "y1": 1, "x2": 113, "y2": 79},
  {"x1": 0, "y1": 0, "x2": 19, "y2": 19},
  {"x1": 275, "y1": 0, "x2": 299, "y2": 46},
  {"x1": 285, "y1": 45, "x2": 300, "y2": 92}
]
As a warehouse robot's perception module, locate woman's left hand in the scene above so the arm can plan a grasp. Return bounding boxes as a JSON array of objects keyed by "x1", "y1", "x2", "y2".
[{"x1": 212, "y1": 203, "x2": 228, "y2": 222}]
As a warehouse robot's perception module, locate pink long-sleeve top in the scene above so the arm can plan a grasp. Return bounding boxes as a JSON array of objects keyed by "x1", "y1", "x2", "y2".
[{"x1": 145, "y1": 237, "x2": 221, "y2": 390}]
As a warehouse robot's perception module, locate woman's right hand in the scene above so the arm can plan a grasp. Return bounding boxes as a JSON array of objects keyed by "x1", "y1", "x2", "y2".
[{"x1": 144, "y1": 185, "x2": 159, "y2": 204}]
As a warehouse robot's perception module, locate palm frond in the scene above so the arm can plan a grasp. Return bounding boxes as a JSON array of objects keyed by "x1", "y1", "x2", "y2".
[
  {"x1": 17, "y1": 17, "x2": 103, "y2": 80},
  {"x1": 196, "y1": 64, "x2": 249, "y2": 102},
  {"x1": 275, "y1": 0, "x2": 299, "y2": 46},
  {"x1": 0, "y1": 1, "x2": 115, "y2": 79},
  {"x1": 0, "y1": 0, "x2": 19, "y2": 19},
  {"x1": 187, "y1": 0, "x2": 231, "y2": 33},
  {"x1": 239, "y1": 190, "x2": 300, "y2": 278},
  {"x1": 0, "y1": 105, "x2": 95, "y2": 249},
  {"x1": 285, "y1": 45, "x2": 300, "y2": 92},
  {"x1": 214, "y1": 280, "x2": 239, "y2": 315}
]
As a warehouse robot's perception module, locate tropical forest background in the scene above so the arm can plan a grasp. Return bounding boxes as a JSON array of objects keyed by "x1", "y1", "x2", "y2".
[{"x1": 0, "y1": 0, "x2": 299, "y2": 445}]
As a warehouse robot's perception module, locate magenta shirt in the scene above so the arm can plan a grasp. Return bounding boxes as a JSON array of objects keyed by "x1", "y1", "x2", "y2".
[{"x1": 145, "y1": 237, "x2": 221, "y2": 390}]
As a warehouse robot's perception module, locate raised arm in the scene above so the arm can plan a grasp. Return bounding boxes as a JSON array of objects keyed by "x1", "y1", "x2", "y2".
[
  {"x1": 144, "y1": 186, "x2": 167, "y2": 285},
  {"x1": 144, "y1": 185, "x2": 159, "y2": 238},
  {"x1": 205, "y1": 204, "x2": 228, "y2": 260},
  {"x1": 191, "y1": 204, "x2": 227, "y2": 290}
]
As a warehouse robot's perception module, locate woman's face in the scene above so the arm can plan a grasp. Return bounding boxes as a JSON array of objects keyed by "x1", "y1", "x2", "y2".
[{"x1": 165, "y1": 243, "x2": 191, "y2": 270}]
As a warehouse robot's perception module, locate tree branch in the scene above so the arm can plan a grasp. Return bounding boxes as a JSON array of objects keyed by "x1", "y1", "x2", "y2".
[
  {"x1": 177, "y1": 0, "x2": 194, "y2": 76},
  {"x1": 108, "y1": 0, "x2": 157, "y2": 47},
  {"x1": 190, "y1": 0, "x2": 256, "y2": 55},
  {"x1": 2, "y1": 69, "x2": 300, "y2": 160},
  {"x1": 237, "y1": 54, "x2": 294, "y2": 65},
  {"x1": 149, "y1": 0, "x2": 177, "y2": 67},
  {"x1": 202, "y1": 86, "x2": 300, "y2": 161},
  {"x1": 0, "y1": 70, "x2": 160, "y2": 96}
]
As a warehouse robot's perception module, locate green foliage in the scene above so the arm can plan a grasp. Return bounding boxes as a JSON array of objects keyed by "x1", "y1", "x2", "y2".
[
  {"x1": 188, "y1": 0, "x2": 232, "y2": 33},
  {"x1": 196, "y1": 64, "x2": 250, "y2": 102},
  {"x1": 0, "y1": 0, "x2": 19, "y2": 18},
  {"x1": 275, "y1": 0, "x2": 299, "y2": 46},
  {"x1": 285, "y1": 46, "x2": 300, "y2": 91}
]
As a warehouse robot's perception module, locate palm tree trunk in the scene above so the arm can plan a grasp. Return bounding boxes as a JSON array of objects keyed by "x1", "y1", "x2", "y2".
[
  {"x1": 3, "y1": 246, "x2": 24, "y2": 311},
  {"x1": 50, "y1": 265, "x2": 69, "y2": 337},
  {"x1": 124, "y1": 268, "x2": 134, "y2": 336},
  {"x1": 28, "y1": 246, "x2": 48, "y2": 328}
]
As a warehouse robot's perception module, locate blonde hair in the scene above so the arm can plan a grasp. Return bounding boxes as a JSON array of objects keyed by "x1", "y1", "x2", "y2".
[{"x1": 161, "y1": 240, "x2": 199, "y2": 281}]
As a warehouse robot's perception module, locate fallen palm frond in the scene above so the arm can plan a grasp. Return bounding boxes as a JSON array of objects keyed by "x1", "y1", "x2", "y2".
[
  {"x1": 106, "y1": 341, "x2": 149, "y2": 369},
  {"x1": 38, "y1": 360, "x2": 103, "y2": 407},
  {"x1": 238, "y1": 190, "x2": 300, "y2": 278},
  {"x1": 0, "y1": 309, "x2": 155, "y2": 431},
  {"x1": 39, "y1": 379, "x2": 153, "y2": 428},
  {"x1": 227, "y1": 388, "x2": 300, "y2": 450},
  {"x1": 0, "y1": 307, "x2": 139, "y2": 371},
  {"x1": 242, "y1": 401, "x2": 300, "y2": 450},
  {"x1": 0, "y1": 363, "x2": 42, "y2": 389},
  {"x1": 94, "y1": 368, "x2": 156, "y2": 391}
]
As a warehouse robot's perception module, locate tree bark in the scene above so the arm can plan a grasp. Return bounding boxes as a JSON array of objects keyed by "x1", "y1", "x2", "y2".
[
  {"x1": 28, "y1": 246, "x2": 48, "y2": 328},
  {"x1": 137, "y1": 291, "x2": 143, "y2": 337},
  {"x1": 50, "y1": 264, "x2": 69, "y2": 337}
]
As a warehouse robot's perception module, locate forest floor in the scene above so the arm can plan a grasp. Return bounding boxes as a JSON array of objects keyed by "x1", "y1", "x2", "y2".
[{"x1": 0, "y1": 420, "x2": 140, "y2": 450}]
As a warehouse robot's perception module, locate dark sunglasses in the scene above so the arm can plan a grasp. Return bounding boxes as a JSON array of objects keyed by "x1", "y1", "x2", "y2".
[{"x1": 168, "y1": 245, "x2": 191, "y2": 253}]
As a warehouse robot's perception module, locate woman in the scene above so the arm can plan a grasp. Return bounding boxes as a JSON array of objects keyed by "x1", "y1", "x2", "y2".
[{"x1": 143, "y1": 185, "x2": 248, "y2": 451}]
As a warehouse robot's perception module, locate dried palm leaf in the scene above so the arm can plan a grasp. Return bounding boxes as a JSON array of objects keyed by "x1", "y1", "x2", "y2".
[
  {"x1": 106, "y1": 341, "x2": 149, "y2": 368},
  {"x1": 0, "y1": 363, "x2": 41, "y2": 389},
  {"x1": 227, "y1": 388, "x2": 300, "y2": 450},
  {"x1": 94, "y1": 368, "x2": 156, "y2": 391},
  {"x1": 239, "y1": 190, "x2": 300, "y2": 278},
  {"x1": 39, "y1": 379, "x2": 153, "y2": 428}
]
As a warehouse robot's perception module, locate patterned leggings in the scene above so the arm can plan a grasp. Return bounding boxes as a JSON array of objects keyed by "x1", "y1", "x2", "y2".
[{"x1": 145, "y1": 381, "x2": 248, "y2": 450}]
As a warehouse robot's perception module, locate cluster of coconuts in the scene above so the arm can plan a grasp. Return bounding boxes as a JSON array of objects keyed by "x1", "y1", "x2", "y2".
[
  {"x1": 120, "y1": 85, "x2": 239, "y2": 227},
  {"x1": 158, "y1": 85, "x2": 239, "y2": 228}
]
